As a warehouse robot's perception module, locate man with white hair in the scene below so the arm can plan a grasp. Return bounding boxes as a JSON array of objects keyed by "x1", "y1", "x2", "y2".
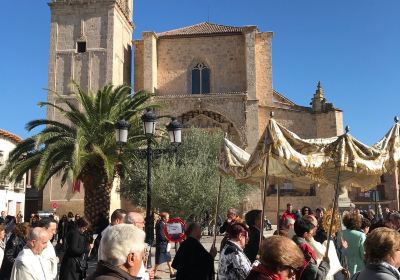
[
  {"x1": 124, "y1": 212, "x2": 145, "y2": 230},
  {"x1": 124, "y1": 212, "x2": 154, "y2": 280},
  {"x1": 283, "y1": 217, "x2": 296, "y2": 238},
  {"x1": 37, "y1": 218, "x2": 58, "y2": 279},
  {"x1": 10, "y1": 227, "x2": 50, "y2": 280},
  {"x1": 89, "y1": 224, "x2": 146, "y2": 280}
]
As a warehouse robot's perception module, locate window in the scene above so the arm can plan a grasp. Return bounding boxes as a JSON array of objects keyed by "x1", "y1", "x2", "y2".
[
  {"x1": 77, "y1": 41, "x2": 86, "y2": 53},
  {"x1": 192, "y1": 63, "x2": 210, "y2": 94}
]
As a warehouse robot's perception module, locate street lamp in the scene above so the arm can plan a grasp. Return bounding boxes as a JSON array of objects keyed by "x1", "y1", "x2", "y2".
[
  {"x1": 141, "y1": 109, "x2": 157, "y2": 136},
  {"x1": 166, "y1": 117, "x2": 182, "y2": 145},
  {"x1": 115, "y1": 110, "x2": 182, "y2": 268},
  {"x1": 115, "y1": 119, "x2": 130, "y2": 145}
]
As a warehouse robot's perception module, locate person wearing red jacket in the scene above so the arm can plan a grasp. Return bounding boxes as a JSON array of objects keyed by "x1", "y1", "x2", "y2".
[{"x1": 280, "y1": 203, "x2": 296, "y2": 228}]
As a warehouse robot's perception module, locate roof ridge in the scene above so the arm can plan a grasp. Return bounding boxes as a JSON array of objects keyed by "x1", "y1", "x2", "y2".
[
  {"x1": 157, "y1": 22, "x2": 208, "y2": 35},
  {"x1": 0, "y1": 129, "x2": 22, "y2": 143},
  {"x1": 156, "y1": 22, "x2": 256, "y2": 38},
  {"x1": 273, "y1": 89, "x2": 296, "y2": 105}
]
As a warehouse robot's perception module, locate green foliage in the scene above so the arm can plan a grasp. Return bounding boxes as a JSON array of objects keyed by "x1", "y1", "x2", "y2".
[
  {"x1": 120, "y1": 128, "x2": 252, "y2": 219},
  {"x1": 0, "y1": 83, "x2": 154, "y2": 222}
]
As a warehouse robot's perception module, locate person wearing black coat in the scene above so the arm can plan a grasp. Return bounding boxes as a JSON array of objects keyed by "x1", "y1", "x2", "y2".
[
  {"x1": 59, "y1": 217, "x2": 91, "y2": 280},
  {"x1": 244, "y1": 210, "x2": 263, "y2": 263},
  {"x1": 172, "y1": 223, "x2": 216, "y2": 280},
  {"x1": 0, "y1": 222, "x2": 29, "y2": 280},
  {"x1": 154, "y1": 212, "x2": 175, "y2": 278}
]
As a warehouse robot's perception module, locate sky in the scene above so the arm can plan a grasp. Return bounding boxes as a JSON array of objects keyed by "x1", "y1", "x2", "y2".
[{"x1": 0, "y1": 0, "x2": 399, "y2": 145}]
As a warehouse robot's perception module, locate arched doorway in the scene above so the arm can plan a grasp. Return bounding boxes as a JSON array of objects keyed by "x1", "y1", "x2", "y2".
[{"x1": 178, "y1": 110, "x2": 243, "y2": 146}]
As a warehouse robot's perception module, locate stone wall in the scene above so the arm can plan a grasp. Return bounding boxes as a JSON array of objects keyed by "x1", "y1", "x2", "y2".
[
  {"x1": 259, "y1": 107, "x2": 316, "y2": 138},
  {"x1": 155, "y1": 35, "x2": 247, "y2": 95},
  {"x1": 134, "y1": 40, "x2": 144, "y2": 91},
  {"x1": 315, "y1": 110, "x2": 344, "y2": 137},
  {"x1": 112, "y1": 6, "x2": 133, "y2": 86},
  {"x1": 255, "y1": 32, "x2": 274, "y2": 107}
]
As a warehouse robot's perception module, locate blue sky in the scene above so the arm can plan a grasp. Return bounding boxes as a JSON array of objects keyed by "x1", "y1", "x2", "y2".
[{"x1": 1, "y1": 0, "x2": 399, "y2": 144}]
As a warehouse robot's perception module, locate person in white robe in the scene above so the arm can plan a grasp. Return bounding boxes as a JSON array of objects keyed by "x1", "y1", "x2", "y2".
[
  {"x1": 38, "y1": 218, "x2": 59, "y2": 279},
  {"x1": 10, "y1": 227, "x2": 51, "y2": 280}
]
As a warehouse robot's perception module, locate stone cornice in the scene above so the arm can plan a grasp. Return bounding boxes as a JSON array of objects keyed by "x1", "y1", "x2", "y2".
[{"x1": 155, "y1": 92, "x2": 247, "y2": 100}]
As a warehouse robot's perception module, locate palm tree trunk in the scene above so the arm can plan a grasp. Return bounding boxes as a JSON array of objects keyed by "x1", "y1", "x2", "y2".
[{"x1": 83, "y1": 179, "x2": 113, "y2": 228}]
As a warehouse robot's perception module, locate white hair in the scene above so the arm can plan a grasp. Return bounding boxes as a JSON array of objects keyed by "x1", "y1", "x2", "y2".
[
  {"x1": 124, "y1": 212, "x2": 143, "y2": 225},
  {"x1": 99, "y1": 224, "x2": 145, "y2": 266},
  {"x1": 28, "y1": 227, "x2": 46, "y2": 241}
]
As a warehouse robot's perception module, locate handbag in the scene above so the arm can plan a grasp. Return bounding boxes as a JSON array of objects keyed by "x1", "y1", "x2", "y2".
[{"x1": 74, "y1": 256, "x2": 88, "y2": 279}]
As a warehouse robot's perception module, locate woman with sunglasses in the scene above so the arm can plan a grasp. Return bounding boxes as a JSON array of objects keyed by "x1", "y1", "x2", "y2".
[
  {"x1": 218, "y1": 223, "x2": 252, "y2": 280},
  {"x1": 246, "y1": 235, "x2": 304, "y2": 280}
]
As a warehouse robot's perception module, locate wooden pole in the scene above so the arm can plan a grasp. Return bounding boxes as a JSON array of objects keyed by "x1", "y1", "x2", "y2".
[
  {"x1": 276, "y1": 182, "x2": 280, "y2": 234},
  {"x1": 260, "y1": 152, "x2": 271, "y2": 251},
  {"x1": 395, "y1": 165, "x2": 400, "y2": 212},
  {"x1": 212, "y1": 175, "x2": 223, "y2": 247},
  {"x1": 325, "y1": 169, "x2": 341, "y2": 258}
]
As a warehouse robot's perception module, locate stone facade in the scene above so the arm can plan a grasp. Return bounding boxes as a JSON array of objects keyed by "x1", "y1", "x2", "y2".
[
  {"x1": 44, "y1": 0, "x2": 133, "y2": 215},
  {"x1": 134, "y1": 22, "x2": 345, "y2": 222},
  {"x1": 43, "y1": 1, "x2": 399, "y2": 220}
]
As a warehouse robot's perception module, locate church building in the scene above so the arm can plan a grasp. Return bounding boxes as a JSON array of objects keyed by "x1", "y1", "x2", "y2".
[
  {"x1": 43, "y1": 0, "x2": 397, "y2": 220},
  {"x1": 134, "y1": 22, "x2": 345, "y2": 217}
]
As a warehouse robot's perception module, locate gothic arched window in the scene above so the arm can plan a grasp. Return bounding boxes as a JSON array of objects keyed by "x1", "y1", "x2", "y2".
[{"x1": 192, "y1": 63, "x2": 210, "y2": 94}]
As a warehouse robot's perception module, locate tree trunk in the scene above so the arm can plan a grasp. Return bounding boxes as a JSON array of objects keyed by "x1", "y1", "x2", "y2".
[{"x1": 83, "y1": 178, "x2": 113, "y2": 229}]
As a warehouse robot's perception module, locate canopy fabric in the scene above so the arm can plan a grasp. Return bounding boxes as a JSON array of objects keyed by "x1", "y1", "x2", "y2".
[
  {"x1": 219, "y1": 119, "x2": 386, "y2": 189},
  {"x1": 373, "y1": 122, "x2": 400, "y2": 173}
]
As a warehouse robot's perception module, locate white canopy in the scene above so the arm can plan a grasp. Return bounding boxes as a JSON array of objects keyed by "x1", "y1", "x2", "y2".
[{"x1": 219, "y1": 118, "x2": 389, "y2": 189}]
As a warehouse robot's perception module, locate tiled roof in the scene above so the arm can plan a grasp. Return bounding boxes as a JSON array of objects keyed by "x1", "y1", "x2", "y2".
[
  {"x1": 0, "y1": 129, "x2": 22, "y2": 143},
  {"x1": 157, "y1": 22, "x2": 257, "y2": 38}
]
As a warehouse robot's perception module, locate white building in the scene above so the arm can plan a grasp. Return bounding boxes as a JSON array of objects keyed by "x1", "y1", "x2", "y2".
[{"x1": 0, "y1": 129, "x2": 26, "y2": 217}]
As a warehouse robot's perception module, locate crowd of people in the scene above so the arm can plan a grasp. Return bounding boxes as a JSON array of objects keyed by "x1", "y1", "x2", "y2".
[
  {"x1": 0, "y1": 204, "x2": 398, "y2": 280},
  {"x1": 171, "y1": 204, "x2": 400, "y2": 280}
]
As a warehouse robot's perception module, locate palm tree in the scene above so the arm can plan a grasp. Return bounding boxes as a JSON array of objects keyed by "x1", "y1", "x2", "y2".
[{"x1": 1, "y1": 83, "x2": 153, "y2": 225}]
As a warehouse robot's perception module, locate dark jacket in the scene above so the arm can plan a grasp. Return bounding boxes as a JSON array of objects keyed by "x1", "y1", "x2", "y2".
[
  {"x1": 244, "y1": 226, "x2": 262, "y2": 263},
  {"x1": 172, "y1": 237, "x2": 214, "y2": 280},
  {"x1": 293, "y1": 236, "x2": 330, "y2": 280},
  {"x1": 0, "y1": 234, "x2": 26, "y2": 280},
  {"x1": 59, "y1": 228, "x2": 90, "y2": 280},
  {"x1": 88, "y1": 260, "x2": 139, "y2": 280},
  {"x1": 351, "y1": 263, "x2": 400, "y2": 280}
]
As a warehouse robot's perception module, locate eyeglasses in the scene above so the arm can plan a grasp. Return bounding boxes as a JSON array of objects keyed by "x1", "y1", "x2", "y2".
[{"x1": 281, "y1": 265, "x2": 301, "y2": 275}]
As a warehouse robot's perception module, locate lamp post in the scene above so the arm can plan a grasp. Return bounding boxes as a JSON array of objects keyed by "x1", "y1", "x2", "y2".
[
  {"x1": 141, "y1": 109, "x2": 157, "y2": 250},
  {"x1": 115, "y1": 110, "x2": 182, "y2": 267}
]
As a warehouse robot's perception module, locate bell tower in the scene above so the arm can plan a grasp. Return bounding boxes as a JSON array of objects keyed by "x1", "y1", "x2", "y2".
[
  {"x1": 44, "y1": 0, "x2": 133, "y2": 214},
  {"x1": 47, "y1": 0, "x2": 133, "y2": 99}
]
